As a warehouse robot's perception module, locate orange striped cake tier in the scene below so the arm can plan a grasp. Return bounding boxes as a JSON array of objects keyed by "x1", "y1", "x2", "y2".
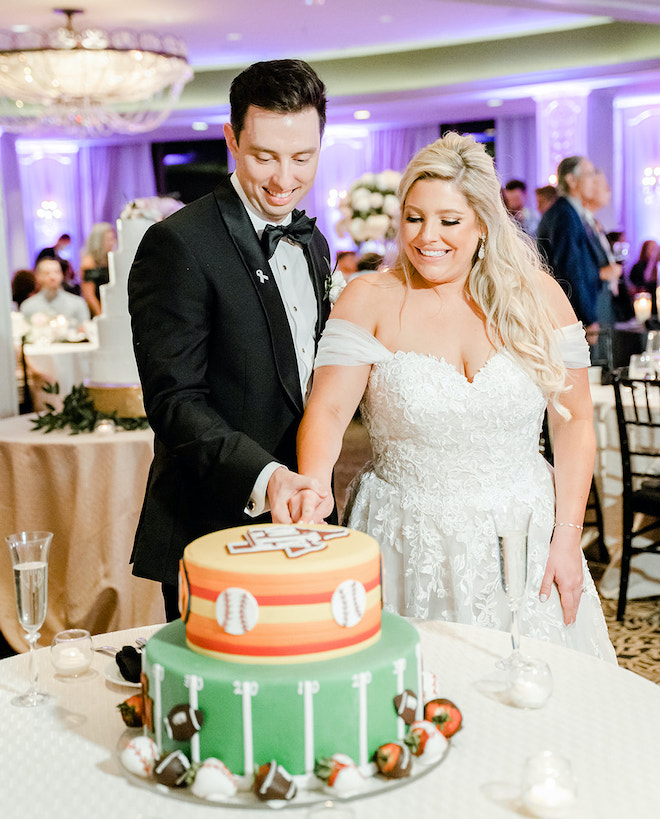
[{"x1": 179, "y1": 524, "x2": 382, "y2": 664}]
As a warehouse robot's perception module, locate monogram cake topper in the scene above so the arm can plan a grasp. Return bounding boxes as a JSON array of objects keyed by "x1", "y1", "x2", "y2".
[{"x1": 227, "y1": 525, "x2": 350, "y2": 559}]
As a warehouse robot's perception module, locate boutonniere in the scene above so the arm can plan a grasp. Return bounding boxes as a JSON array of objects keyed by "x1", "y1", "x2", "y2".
[{"x1": 324, "y1": 262, "x2": 347, "y2": 305}]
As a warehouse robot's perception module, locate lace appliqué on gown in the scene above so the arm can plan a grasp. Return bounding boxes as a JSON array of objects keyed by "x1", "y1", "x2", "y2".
[{"x1": 316, "y1": 318, "x2": 616, "y2": 663}]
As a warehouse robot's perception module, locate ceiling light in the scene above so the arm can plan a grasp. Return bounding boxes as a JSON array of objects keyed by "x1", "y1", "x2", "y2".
[
  {"x1": 0, "y1": 8, "x2": 193, "y2": 137},
  {"x1": 192, "y1": 121, "x2": 208, "y2": 131},
  {"x1": 354, "y1": 110, "x2": 371, "y2": 120}
]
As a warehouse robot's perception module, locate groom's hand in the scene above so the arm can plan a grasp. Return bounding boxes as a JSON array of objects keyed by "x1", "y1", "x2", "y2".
[
  {"x1": 289, "y1": 487, "x2": 334, "y2": 524},
  {"x1": 267, "y1": 467, "x2": 329, "y2": 524}
]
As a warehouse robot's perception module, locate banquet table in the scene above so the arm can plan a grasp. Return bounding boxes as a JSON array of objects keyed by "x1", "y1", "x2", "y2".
[
  {"x1": 589, "y1": 378, "x2": 660, "y2": 600},
  {"x1": 0, "y1": 621, "x2": 658, "y2": 819},
  {"x1": 0, "y1": 414, "x2": 163, "y2": 653},
  {"x1": 22, "y1": 339, "x2": 99, "y2": 411}
]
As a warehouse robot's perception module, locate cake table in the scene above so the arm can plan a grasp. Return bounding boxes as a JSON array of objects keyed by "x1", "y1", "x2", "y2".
[{"x1": 0, "y1": 622, "x2": 658, "y2": 818}]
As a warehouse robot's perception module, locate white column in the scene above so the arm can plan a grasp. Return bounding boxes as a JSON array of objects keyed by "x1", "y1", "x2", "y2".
[{"x1": 534, "y1": 90, "x2": 589, "y2": 185}]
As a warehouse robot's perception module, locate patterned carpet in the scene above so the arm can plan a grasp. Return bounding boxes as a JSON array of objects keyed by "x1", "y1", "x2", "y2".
[{"x1": 336, "y1": 419, "x2": 660, "y2": 685}]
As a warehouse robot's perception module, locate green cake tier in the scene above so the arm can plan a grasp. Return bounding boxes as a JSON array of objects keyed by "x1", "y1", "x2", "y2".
[{"x1": 143, "y1": 612, "x2": 422, "y2": 777}]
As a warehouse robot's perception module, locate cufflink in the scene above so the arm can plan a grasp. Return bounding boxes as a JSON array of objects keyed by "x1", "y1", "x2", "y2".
[{"x1": 247, "y1": 498, "x2": 256, "y2": 512}]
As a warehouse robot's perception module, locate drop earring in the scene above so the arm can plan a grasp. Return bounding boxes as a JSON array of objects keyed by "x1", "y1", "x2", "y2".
[{"x1": 478, "y1": 235, "x2": 486, "y2": 260}]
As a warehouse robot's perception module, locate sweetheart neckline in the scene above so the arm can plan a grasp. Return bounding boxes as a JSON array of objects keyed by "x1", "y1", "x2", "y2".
[{"x1": 385, "y1": 348, "x2": 505, "y2": 384}]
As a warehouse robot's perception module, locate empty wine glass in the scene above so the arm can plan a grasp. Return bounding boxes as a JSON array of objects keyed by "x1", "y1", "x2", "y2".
[
  {"x1": 491, "y1": 502, "x2": 531, "y2": 669},
  {"x1": 6, "y1": 531, "x2": 53, "y2": 707}
]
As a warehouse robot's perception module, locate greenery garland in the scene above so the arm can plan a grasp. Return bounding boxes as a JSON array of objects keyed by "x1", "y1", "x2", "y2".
[{"x1": 31, "y1": 383, "x2": 150, "y2": 434}]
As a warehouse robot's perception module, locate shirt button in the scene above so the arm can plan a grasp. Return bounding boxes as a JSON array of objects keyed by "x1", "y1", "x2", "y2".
[
  {"x1": 302, "y1": 347, "x2": 306, "y2": 354},
  {"x1": 293, "y1": 305, "x2": 298, "y2": 312},
  {"x1": 282, "y1": 264, "x2": 287, "y2": 271}
]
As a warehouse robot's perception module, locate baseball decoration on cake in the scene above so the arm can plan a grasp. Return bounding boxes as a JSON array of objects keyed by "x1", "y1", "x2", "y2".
[
  {"x1": 331, "y1": 579, "x2": 367, "y2": 628},
  {"x1": 216, "y1": 588, "x2": 259, "y2": 635},
  {"x1": 117, "y1": 524, "x2": 463, "y2": 807}
]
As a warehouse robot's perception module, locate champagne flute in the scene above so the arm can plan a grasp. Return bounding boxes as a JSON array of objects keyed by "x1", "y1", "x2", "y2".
[
  {"x1": 491, "y1": 503, "x2": 531, "y2": 669},
  {"x1": 6, "y1": 531, "x2": 53, "y2": 707}
]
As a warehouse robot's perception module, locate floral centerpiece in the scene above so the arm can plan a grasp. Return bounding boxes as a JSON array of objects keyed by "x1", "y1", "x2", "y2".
[{"x1": 335, "y1": 170, "x2": 402, "y2": 246}]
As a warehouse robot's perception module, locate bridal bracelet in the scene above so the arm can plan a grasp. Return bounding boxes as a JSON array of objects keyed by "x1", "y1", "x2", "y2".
[{"x1": 552, "y1": 522, "x2": 584, "y2": 532}]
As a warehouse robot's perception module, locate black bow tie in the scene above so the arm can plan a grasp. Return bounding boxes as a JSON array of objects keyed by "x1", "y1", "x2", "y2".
[{"x1": 260, "y1": 209, "x2": 316, "y2": 259}]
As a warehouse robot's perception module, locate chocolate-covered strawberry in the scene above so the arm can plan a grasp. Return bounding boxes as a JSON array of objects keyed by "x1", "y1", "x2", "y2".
[
  {"x1": 314, "y1": 753, "x2": 365, "y2": 795},
  {"x1": 117, "y1": 694, "x2": 144, "y2": 728},
  {"x1": 424, "y1": 698, "x2": 463, "y2": 738},
  {"x1": 404, "y1": 720, "x2": 448, "y2": 764},
  {"x1": 165, "y1": 703, "x2": 204, "y2": 741},
  {"x1": 254, "y1": 760, "x2": 297, "y2": 801},
  {"x1": 393, "y1": 689, "x2": 418, "y2": 725},
  {"x1": 374, "y1": 742, "x2": 412, "y2": 778},
  {"x1": 154, "y1": 749, "x2": 190, "y2": 787}
]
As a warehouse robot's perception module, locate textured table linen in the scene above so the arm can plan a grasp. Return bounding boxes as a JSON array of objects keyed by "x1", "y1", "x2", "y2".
[
  {"x1": 0, "y1": 414, "x2": 162, "y2": 652},
  {"x1": 1, "y1": 622, "x2": 659, "y2": 818}
]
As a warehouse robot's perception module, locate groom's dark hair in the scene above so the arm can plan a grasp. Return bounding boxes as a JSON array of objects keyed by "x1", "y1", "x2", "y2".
[{"x1": 229, "y1": 59, "x2": 327, "y2": 141}]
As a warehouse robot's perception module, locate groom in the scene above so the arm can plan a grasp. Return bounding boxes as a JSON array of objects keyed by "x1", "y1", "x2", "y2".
[{"x1": 128, "y1": 60, "x2": 333, "y2": 619}]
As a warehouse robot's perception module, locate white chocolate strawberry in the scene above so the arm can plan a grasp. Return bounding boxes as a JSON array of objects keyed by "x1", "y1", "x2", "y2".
[
  {"x1": 190, "y1": 758, "x2": 237, "y2": 800},
  {"x1": 120, "y1": 736, "x2": 159, "y2": 778}
]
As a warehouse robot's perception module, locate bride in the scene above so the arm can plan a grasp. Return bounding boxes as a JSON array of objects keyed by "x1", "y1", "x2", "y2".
[{"x1": 294, "y1": 133, "x2": 616, "y2": 661}]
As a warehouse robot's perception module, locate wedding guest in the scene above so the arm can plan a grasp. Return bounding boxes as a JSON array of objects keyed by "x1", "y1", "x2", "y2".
[
  {"x1": 128, "y1": 59, "x2": 335, "y2": 621},
  {"x1": 629, "y1": 240, "x2": 660, "y2": 290},
  {"x1": 335, "y1": 250, "x2": 358, "y2": 282},
  {"x1": 20, "y1": 257, "x2": 90, "y2": 329},
  {"x1": 80, "y1": 222, "x2": 116, "y2": 316},
  {"x1": 537, "y1": 156, "x2": 604, "y2": 344},
  {"x1": 36, "y1": 233, "x2": 80, "y2": 295},
  {"x1": 11, "y1": 269, "x2": 38, "y2": 309},
  {"x1": 502, "y1": 179, "x2": 538, "y2": 236},
  {"x1": 295, "y1": 132, "x2": 616, "y2": 662},
  {"x1": 535, "y1": 185, "x2": 558, "y2": 215}
]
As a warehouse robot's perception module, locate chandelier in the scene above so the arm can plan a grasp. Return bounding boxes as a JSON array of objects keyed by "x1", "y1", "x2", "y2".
[{"x1": 0, "y1": 9, "x2": 193, "y2": 136}]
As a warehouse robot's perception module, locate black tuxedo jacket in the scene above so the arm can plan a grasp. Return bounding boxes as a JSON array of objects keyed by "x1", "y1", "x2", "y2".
[{"x1": 128, "y1": 177, "x2": 332, "y2": 585}]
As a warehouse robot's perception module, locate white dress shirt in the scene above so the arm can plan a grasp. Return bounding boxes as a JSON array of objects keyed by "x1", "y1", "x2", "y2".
[{"x1": 230, "y1": 174, "x2": 317, "y2": 515}]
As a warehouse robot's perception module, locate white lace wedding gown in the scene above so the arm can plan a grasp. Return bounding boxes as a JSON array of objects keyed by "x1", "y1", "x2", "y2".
[{"x1": 315, "y1": 318, "x2": 616, "y2": 662}]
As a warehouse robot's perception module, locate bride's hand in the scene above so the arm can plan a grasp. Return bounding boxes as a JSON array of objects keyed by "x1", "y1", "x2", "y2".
[{"x1": 539, "y1": 527, "x2": 584, "y2": 626}]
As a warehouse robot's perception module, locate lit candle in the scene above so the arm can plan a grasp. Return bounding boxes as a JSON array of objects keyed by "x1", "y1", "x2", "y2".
[
  {"x1": 52, "y1": 645, "x2": 90, "y2": 676},
  {"x1": 523, "y1": 780, "x2": 576, "y2": 818},
  {"x1": 509, "y1": 677, "x2": 550, "y2": 709},
  {"x1": 634, "y1": 292, "x2": 652, "y2": 323}
]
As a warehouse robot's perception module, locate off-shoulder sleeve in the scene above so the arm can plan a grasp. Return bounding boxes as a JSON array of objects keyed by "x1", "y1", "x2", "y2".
[
  {"x1": 314, "y1": 318, "x2": 393, "y2": 368},
  {"x1": 554, "y1": 322, "x2": 591, "y2": 368}
]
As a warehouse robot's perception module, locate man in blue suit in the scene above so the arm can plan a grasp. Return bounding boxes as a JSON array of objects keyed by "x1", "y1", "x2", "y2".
[{"x1": 537, "y1": 156, "x2": 609, "y2": 343}]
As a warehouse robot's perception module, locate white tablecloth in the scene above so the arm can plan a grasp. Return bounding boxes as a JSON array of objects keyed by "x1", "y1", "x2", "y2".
[
  {"x1": 0, "y1": 414, "x2": 163, "y2": 651},
  {"x1": 589, "y1": 381, "x2": 660, "y2": 600},
  {"x1": 1, "y1": 622, "x2": 659, "y2": 818},
  {"x1": 23, "y1": 340, "x2": 99, "y2": 411}
]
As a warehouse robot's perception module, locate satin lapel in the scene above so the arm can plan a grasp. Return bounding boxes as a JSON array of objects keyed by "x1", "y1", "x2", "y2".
[
  {"x1": 213, "y1": 182, "x2": 303, "y2": 413},
  {"x1": 304, "y1": 234, "x2": 332, "y2": 344}
]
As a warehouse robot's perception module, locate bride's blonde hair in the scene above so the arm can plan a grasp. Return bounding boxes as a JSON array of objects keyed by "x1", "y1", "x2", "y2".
[{"x1": 395, "y1": 132, "x2": 569, "y2": 415}]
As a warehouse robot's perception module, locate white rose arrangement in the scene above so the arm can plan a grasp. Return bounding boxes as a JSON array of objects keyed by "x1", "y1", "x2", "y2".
[
  {"x1": 120, "y1": 196, "x2": 184, "y2": 222},
  {"x1": 335, "y1": 170, "x2": 402, "y2": 246}
]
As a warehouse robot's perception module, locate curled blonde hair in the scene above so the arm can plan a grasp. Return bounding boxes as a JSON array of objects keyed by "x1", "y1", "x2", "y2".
[{"x1": 395, "y1": 132, "x2": 569, "y2": 416}]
